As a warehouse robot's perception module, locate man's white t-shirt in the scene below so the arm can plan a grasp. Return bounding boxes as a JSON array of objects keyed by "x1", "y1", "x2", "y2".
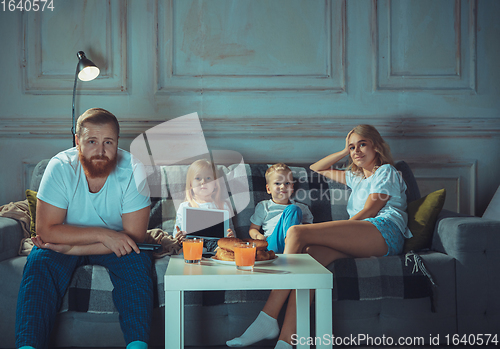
[
  {"x1": 37, "y1": 148, "x2": 151, "y2": 232},
  {"x1": 250, "y1": 199, "x2": 314, "y2": 237},
  {"x1": 345, "y1": 164, "x2": 412, "y2": 238}
]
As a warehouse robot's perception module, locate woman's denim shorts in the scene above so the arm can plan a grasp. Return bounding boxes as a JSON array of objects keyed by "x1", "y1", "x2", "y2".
[{"x1": 364, "y1": 217, "x2": 404, "y2": 256}]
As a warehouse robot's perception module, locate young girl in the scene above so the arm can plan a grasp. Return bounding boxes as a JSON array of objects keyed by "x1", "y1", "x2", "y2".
[
  {"x1": 227, "y1": 125, "x2": 413, "y2": 349},
  {"x1": 173, "y1": 159, "x2": 232, "y2": 240}
]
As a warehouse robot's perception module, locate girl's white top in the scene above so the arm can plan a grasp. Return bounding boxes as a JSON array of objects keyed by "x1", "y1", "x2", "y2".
[{"x1": 173, "y1": 200, "x2": 232, "y2": 236}]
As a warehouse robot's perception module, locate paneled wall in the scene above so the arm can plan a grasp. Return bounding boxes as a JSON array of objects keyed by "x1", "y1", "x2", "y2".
[{"x1": 0, "y1": 0, "x2": 499, "y2": 216}]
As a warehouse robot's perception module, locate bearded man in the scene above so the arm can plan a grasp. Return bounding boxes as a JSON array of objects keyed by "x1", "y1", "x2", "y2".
[{"x1": 15, "y1": 108, "x2": 152, "y2": 349}]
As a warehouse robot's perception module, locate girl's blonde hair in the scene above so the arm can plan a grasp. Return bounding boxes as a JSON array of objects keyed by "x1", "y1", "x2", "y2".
[
  {"x1": 346, "y1": 124, "x2": 394, "y2": 176},
  {"x1": 185, "y1": 159, "x2": 225, "y2": 209}
]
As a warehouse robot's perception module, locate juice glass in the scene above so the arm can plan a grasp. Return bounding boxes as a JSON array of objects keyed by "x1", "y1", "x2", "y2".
[
  {"x1": 183, "y1": 237, "x2": 203, "y2": 264},
  {"x1": 234, "y1": 242, "x2": 256, "y2": 271}
]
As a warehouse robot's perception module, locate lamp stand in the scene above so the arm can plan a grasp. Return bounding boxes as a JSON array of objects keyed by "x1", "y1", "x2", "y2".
[{"x1": 72, "y1": 64, "x2": 79, "y2": 147}]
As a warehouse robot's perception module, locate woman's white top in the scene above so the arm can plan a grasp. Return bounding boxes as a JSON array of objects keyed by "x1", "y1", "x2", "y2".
[{"x1": 345, "y1": 164, "x2": 413, "y2": 238}]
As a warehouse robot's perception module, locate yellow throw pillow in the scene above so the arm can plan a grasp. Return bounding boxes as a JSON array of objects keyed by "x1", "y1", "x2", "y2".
[
  {"x1": 403, "y1": 189, "x2": 446, "y2": 253},
  {"x1": 25, "y1": 189, "x2": 38, "y2": 237}
]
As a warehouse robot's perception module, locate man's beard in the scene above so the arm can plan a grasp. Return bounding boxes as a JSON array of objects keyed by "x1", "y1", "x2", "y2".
[{"x1": 79, "y1": 153, "x2": 118, "y2": 179}]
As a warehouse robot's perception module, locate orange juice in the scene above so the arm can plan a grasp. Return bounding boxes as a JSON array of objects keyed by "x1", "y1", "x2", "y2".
[
  {"x1": 183, "y1": 238, "x2": 203, "y2": 263},
  {"x1": 234, "y1": 243, "x2": 256, "y2": 270}
]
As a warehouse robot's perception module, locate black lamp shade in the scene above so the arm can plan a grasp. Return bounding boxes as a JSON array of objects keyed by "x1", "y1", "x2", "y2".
[{"x1": 76, "y1": 51, "x2": 99, "y2": 81}]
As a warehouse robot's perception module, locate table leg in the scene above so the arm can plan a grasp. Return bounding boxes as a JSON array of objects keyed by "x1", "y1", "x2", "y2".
[
  {"x1": 315, "y1": 288, "x2": 332, "y2": 349},
  {"x1": 295, "y1": 289, "x2": 310, "y2": 349},
  {"x1": 165, "y1": 290, "x2": 183, "y2": 349}
]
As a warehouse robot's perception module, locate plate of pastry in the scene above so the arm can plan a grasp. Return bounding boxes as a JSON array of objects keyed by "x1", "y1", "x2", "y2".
[
  {"x1": 211, "y1": 255, "x2": 278, "y2": 266},
  {"x1": 211, "y1": 237, "x2": 278, "y2": 265}
]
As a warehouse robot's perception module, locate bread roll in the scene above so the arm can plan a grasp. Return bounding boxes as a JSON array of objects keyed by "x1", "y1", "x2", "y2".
[
  {"x1": 215, "y1": 247, "x2": 235, "y2": 261},
  {"x1": 242, "y1": 238, "x2": 268, "y2": 251},
  {"x1": 217, "y1": 237, "x2": 243, "y2": 252},
  {"x1": 255, "y1": 250, "x2": 270, "y2": 261}
]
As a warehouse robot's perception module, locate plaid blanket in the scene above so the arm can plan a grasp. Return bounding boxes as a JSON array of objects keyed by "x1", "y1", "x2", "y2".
[
  {"x1": 59, "y1": 256, "x2": 169, "y2": 314},
  {"x1": 57, "y1": 256, "x2": 270, "y2": 313},
  {"x1": 331, "y1": 252, "x2": 435, "y2": 309}
]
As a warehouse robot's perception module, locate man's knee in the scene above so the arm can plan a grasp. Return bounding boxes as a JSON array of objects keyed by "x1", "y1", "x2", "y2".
[
  {"x1": 111, "y1": 252, "x2": 153, "y2": 282},
  {"x1": 117, "y1": 250, "x2": 153, "y2": 265},
  {"x1": 25, "y1": 247, "x2": 72, "y2": 271}
]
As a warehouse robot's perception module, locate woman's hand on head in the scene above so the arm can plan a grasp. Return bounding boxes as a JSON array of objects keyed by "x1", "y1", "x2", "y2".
[
  {"x1": 227, "y1": 229, "x2": 235, "y2": 238},
  {"x1": 344, "y1": 129, "x2": 354, "y2": 154}
]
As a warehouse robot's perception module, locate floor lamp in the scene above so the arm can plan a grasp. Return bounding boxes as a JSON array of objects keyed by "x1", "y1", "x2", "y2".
[{"x1": 72, "y1": 51, "x2": 100, "y2": 147}]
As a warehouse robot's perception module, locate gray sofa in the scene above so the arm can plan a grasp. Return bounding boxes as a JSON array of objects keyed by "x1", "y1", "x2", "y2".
[{"x1": 1, "y1": 160, "x2": 499, "y2": 348}]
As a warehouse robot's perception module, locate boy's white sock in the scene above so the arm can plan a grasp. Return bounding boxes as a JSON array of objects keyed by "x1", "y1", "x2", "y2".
[
  {"x1": 275, "y1": 340, "x2": 293, "y2": 349},
  {"x1": 126, "y1": 340, "x2": 148, "y2": 349},
  {"x1": 226, "y1": 311, "x2": 280, "y2": 347}
]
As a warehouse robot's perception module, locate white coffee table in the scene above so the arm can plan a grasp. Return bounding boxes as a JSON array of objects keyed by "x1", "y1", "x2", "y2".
[{"x1": 164, "y1": 254, "x2": 333, "y2": 349}]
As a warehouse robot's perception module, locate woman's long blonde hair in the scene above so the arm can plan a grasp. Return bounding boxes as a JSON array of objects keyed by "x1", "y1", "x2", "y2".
[
  {"x1": 185, "y1": 159, "x2": 225, "y2": 209},
  {"x1": 346, "y1": 124, "x2": 394, "y2": 176}
]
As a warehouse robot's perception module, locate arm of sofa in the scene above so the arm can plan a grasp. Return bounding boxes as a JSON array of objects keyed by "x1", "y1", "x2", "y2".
[
  {"x1": 431, "y1": 209, "x2": 471, "y2": 249},
  {"x1": 432, "y1": 215, "x2": 500, "y2": 334},
  {"x1": 433, "y1": 215, "x2": 500, "y2": 256},
  {"x1": 0, "y1": 217, "x2": 24, "y2": 263}
]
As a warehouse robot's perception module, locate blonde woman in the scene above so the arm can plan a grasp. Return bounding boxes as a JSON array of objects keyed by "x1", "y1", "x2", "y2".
[{"x1": 227, "y1": 125, "x2": 413, "y2": 349}]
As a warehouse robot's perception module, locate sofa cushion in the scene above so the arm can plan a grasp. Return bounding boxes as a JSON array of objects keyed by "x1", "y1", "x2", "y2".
[
  {"x1": 30, "y1": 159, "x2": 50, "y2": 192},
  {"x1": 404, "y1": 189, "x2": 446, "y2": 253},
  {"x1": 394, "y1": 161, "x2": 421, "y2": 203},
  {"x1": 482, "y1": 185, "x2": 500, "y2": 220},
  {"x1": 25, "y1": 190, "x2": 37, "y2": 237}
]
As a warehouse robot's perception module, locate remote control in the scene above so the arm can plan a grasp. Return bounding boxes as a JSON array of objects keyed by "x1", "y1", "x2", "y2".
[{"x1": 136, "y1": 243, "x2": 162, "y2": 251}]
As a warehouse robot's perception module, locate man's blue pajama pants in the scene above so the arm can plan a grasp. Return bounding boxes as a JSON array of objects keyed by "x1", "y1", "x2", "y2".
[
  {"x1": 15, "y1": 246, "x2": 154, "y2": 349},
  {"x1": 266, "y1": 204, "x2": 303, "y2": 254}
]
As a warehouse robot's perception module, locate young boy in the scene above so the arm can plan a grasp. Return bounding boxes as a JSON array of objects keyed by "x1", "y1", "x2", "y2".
[{"x1": 249, "y1": 163, "x2": 313, "y2": 253}]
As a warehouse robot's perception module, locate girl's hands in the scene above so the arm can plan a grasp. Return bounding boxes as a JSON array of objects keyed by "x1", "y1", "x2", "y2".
[
  {"x1": 175, "y1": 226, "x2": 188, "y2": 241},
  {"x1": 227, "y1": 229, "x2": 265, "y2": 240}
]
